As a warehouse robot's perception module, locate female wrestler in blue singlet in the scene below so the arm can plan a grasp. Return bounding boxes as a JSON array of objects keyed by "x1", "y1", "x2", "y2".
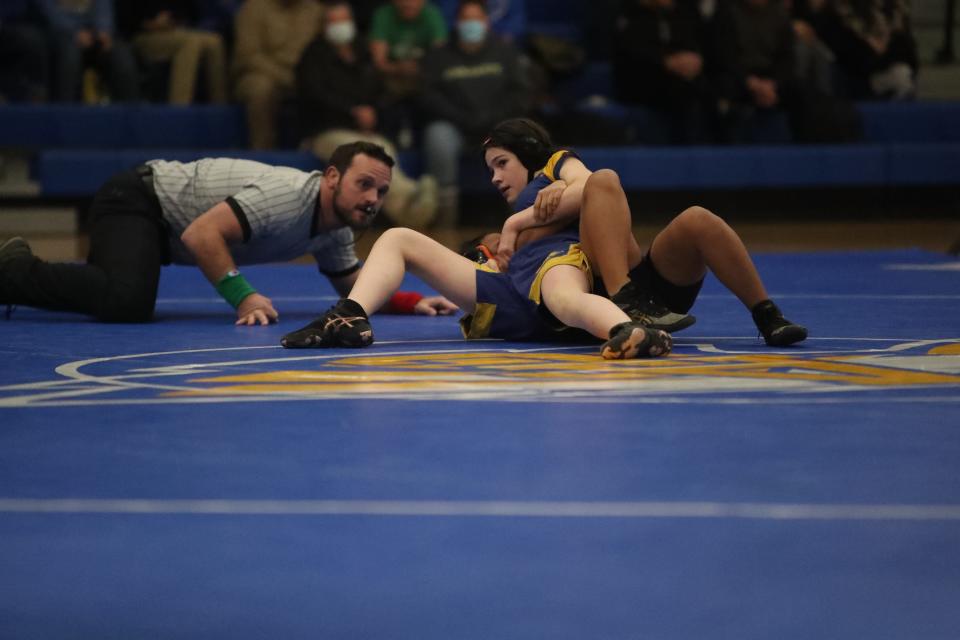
[
  {"x1": 469, "y1": 117, "x2": 805, "y2": 347},
  {"x1": 460, "y1": 117, "x2": 693, "y2": 340}
]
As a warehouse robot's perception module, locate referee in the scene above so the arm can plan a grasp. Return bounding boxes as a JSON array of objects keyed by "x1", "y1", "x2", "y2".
[{"x1": 0, "y1": 141, "x2": 457, "y2": 324}]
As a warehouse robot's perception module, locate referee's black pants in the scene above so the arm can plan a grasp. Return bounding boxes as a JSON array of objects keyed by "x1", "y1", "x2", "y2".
[{"x1": 5, "y1": 168, "x2": 168, "y2": 322}]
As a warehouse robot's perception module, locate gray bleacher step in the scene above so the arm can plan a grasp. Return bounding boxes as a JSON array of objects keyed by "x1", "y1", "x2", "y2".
[
  {"x1": 0, "y1": 205, "x2": 78, "y2": 234},
  {"x1": 0, "y1": 154, "x2": 40, "y2": 197},
  {"x1": 0, "y1": 181, "x2": 41, "y2": 197}
]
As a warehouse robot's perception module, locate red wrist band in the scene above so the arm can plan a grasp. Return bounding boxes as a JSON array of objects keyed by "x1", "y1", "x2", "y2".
[{"x1": 386, "y1": 291, "x2": 424, "y2": 314}]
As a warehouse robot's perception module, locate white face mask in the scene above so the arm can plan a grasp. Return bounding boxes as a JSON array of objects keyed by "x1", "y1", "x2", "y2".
[
  {"x1": 457, "y1": 19, "x2": 487, "y2": 44},
  {"x1": 325, "y1": 21, "x2": 356, "y2": 45}
]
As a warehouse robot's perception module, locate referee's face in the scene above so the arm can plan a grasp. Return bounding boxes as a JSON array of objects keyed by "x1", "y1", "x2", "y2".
[{"x1": 331, "y1": 154, "x2": 392, "y2": 230}]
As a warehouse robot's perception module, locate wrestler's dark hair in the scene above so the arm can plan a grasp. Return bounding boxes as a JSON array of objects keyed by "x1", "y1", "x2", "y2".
[
  {"x1": 329, "y1": 141, "x2": 395, "y2": 175},
  {"x1": 481, "y1": 118, "x2": 555, "y2": 182}
]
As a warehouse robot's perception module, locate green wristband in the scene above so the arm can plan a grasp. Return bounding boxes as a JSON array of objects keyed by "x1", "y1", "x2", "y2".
[{"x1": 215, "y1": 271, "x2": 256, "y2": 308}]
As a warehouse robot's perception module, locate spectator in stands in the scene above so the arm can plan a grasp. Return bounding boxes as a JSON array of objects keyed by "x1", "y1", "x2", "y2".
[
  {"x1": 0, "y1": 1, "x2": 49, "y2": 103},
  {"x1": 369, "y1": 0, "x2": 448, "y2": 145},
  {"x1": 0, "y1": 143, "x2": 457, "y2": 324},
  {"x1": 418, "y1": 0, "x2": 531, "y2": 226},
  {"x1": 788, "y1": 0, "x2": 837, "y2": 96},
  {"x1": 612, "y1": 0, "x2": 714, "y2": 144},
  {"x1": 129, "y1": 1, "x2": 228, "y2": 105},
  {"x1": 708, "y1": 0, "x2": 800, "y2": 143},
  {"x1": 36, "y1": 0, "x2": 140, "y2": 103},
  {"x1": 195, "y1": 0, "x2": 243, "y2": 49},
  {"x1": 347, "y1": 0, "x2": 384, "y2": 34},
  {"x1": 233, "y1": 0, "x2": 323, "y2": 149},
  {"x1": 811, "y1": 0, "x2": 917, "y2": 99},
  {"x1": 435, "y1": 0, "x2": 527, "y2": 42},
  {"x1": 296, "y1": 0, "x2": 439, "y2": 227}
]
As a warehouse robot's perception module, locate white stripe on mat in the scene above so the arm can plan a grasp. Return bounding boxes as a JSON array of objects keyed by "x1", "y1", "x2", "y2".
[{"x1": 1, "y1": 499, "x2": 960, "y2": 521}]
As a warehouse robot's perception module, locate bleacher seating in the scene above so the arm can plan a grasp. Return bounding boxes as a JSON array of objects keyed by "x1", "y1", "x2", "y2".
[
  {"x1": 1, "y1": 98, "x2": 958, "y2": 198},
  {"x1": 0, "y1": 104, "x2": 246, "y2": 149},
  {"x1": 35, "y1": 149, "x2": 320, "y2": 197}
]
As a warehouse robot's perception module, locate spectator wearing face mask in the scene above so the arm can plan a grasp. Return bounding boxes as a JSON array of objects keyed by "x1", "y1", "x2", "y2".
[
  {"x1": 434, "y1": 0, "x2": 527, "y2": 42},
  {"x1": 296, "y1": 0, "x2": 439, "y2": 228},
  {"x1": 418, "y1": 0, "x2": 531, "y2": 227}
]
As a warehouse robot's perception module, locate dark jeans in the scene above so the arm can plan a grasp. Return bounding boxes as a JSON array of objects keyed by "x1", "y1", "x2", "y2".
[
  {"x1": 51, "y1": 30, "x2": 140, "y2": 102},
  {"x1": 6, "y1": 169, "x2": 167, "y2": 322},
  {"x1": 0, "y1": 23, "x2": 49, "y2": 102}
]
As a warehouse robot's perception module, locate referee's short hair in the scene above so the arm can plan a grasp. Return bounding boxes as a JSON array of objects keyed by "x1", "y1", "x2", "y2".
[{"x1": 329, "y1": 141, "x2": 395, "y2": 175}]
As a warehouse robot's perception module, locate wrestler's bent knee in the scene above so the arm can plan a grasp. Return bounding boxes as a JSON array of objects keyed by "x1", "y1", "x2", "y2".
[{"x1": 585, "y1": 169, "x2": 622, "y2": 193}]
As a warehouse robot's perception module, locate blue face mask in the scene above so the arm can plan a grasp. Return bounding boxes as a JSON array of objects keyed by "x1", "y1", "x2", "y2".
[{"x1": 457, "y1": 19, "x2": 487, "y2": 44}]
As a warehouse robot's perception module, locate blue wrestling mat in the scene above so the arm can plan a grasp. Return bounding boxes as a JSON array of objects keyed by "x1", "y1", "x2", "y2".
[{"x1": 1, "y1": 249, "x2": 959, "y2": 639}]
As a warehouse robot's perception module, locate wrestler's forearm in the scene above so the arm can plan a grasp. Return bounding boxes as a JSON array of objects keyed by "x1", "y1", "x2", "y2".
[{"x1": 516, "y1": 220, "x2": 572, "y2": 249}]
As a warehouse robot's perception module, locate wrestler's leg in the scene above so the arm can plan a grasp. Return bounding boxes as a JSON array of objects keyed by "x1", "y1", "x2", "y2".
[
  {"x1": 282, "y1": 228, "x2": 478, "y2": 348},
  {"x1": 539, "y1": 264, "x2": 671, "y2": 358},
  {"x1": 539, "y1": 264, "x2": 625, "y2": 339},
  {"x1": 648, "y1": 205, "x2": 766, "y2": 307},
  {"x1": 348, "y1": 227, "x2": 478, "y2": 314},
  {"x1": 579, "y1": 170, "x2": 694, "y2": 332},
  {"x1": 578, "y1": 169, "x2": 643, "y2": 295},
  {"x1": 649, "y1": 206, "x2": 807, "y2": 345}
]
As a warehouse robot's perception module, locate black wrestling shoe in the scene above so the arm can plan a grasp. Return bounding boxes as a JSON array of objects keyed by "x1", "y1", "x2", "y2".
[
  {"x1": 281, "y1": 298, "x2": 373, "y2": 348},
  {"x1": 601, "y1": 321, "x2": 673, "y2": 360},
  {"x1": 0, "y1": 237, "x2": 33, "y2": 317},
  {"x1": 610, "y1": 280, "x2": 696, "y2": 333},
  {"x1": 751, "y1": 299, "x2": 807, "y2": 346},
  {"x1": 0, "y1": 236, "x2": 32, "y2": 271}
]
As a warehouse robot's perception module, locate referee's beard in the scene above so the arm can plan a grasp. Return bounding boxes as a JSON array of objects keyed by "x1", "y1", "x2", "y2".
[{"x1": 332, "y1": 180, "x2": 378, "y2": 231}]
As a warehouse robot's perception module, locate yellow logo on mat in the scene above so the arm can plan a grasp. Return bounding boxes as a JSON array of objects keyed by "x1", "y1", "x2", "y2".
[
  {"x1": 3, "y1": 339, "x2": 958, "y2": 407},
  {"x1": 163, "y1": 344, "x2": 960, "y2": 400}
]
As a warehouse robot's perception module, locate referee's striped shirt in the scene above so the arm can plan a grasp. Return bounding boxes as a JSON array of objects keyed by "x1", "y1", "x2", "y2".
[{"x1": 146, "y1": 158, "x2": 359, "y2": 278}]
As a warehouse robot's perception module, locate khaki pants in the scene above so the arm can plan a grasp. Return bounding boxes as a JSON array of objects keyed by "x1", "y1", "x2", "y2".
[
  {"x1": 134, "y1": 28, "x2": 227, "y2": 105},
  {"x1": 234, "y1": 72, "x2": 293, "y2": 150},
  {"x1": 310, "y1": 129, "x2": 417, "y2": 222}
]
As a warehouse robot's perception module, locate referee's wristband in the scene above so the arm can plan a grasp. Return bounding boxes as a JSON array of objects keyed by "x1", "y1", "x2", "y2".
[{"x1": 215, "y1": 270, "x2": 256, "y2": 308}]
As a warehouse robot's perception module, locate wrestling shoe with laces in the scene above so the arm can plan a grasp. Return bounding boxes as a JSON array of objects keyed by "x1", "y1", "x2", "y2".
[
  {"x1": 601, "y1": 321, "x2": 673, "y2": 360},
  {"x1": 751, "y1": 299, "x2": 807, "y2": 346},
  {"x1": 610, "y1": 280, "x2": 696, "y2": 333},
  {"x1": 281, "y1": 298, "x2": 373, "y2": 348}
]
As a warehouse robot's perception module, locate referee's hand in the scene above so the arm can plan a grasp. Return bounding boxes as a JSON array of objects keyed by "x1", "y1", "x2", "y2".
[{"x1": 235, "y1": 293, "x2": 279, "y2": 326}]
